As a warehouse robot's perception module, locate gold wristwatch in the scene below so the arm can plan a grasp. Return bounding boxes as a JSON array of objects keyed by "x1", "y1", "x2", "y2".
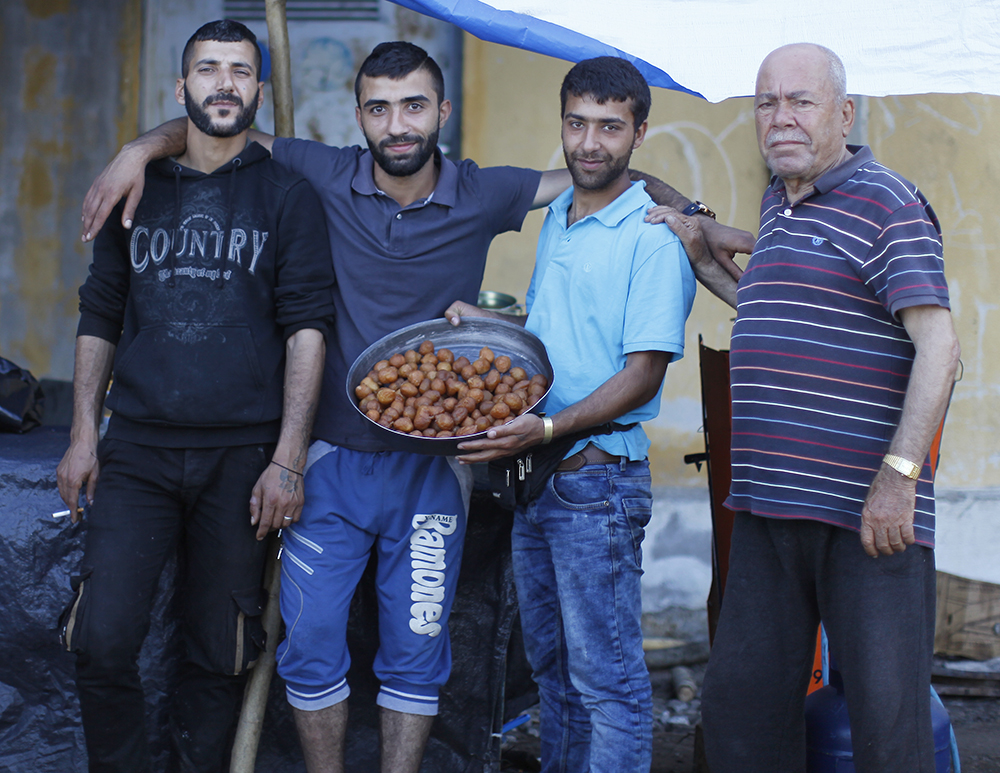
[{"x1": 883, "y1": 453, "x2": 920, "y2": 481}]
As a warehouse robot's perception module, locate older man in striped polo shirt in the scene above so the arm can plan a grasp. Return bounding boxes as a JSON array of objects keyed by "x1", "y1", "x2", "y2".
[{"x1": 650, "y1": 42, "x2": 960, "y2": 773}]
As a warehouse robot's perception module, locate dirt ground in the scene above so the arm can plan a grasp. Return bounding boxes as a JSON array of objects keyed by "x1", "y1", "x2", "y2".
[{"x1": 501, "y1": 674, "x2": 1000, "y2": 772}]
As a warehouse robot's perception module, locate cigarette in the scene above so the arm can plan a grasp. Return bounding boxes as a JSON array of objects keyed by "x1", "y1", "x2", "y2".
[{"x1": 52, "y1": 507, "x2": 84, "y2": 518}]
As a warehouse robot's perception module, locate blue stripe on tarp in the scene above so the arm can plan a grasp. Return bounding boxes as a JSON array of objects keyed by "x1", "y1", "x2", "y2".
[{"x1": 388, "y1": 0, "x2": 704, "y2": 98}]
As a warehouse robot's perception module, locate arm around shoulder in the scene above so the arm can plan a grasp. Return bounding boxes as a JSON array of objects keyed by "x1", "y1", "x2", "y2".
[{"x1": 82, "y1": 117, "x2": 188, "y2": 242}]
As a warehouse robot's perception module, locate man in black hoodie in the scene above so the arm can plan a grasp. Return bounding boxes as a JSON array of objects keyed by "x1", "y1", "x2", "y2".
[{"x1": 56, "y1": 20, "x2": 335, "y2": 773}]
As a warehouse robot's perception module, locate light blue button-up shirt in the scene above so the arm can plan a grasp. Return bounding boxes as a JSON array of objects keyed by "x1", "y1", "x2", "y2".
[{"x1": 525, "y1": 181, "x2": 696, "y2": 461}]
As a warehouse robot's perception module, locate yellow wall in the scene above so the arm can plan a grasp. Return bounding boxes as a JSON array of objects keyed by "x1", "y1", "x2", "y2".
[
  {"x1": 462, "y1": 36, "x2": 999, "y2": 490},
  {"x1": 0, "y1": 0, "x2": 142, "y2": 381}
]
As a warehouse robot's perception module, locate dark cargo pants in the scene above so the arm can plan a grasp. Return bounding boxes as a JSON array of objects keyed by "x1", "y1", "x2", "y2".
[
  {"x1": 61, "y1": 438, "x2": 272, "y2": 773},
  {"x1": 701, "y1": 512, "x2": 937, "y2": 773}
]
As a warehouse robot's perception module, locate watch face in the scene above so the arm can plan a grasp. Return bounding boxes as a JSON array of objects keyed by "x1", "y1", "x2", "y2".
[{"x1": 684, "y1": 201, "x2": 716, "y2": 219}]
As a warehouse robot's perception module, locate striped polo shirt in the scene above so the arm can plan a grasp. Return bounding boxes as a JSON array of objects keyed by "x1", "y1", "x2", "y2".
[{"x1": 725, "y1": 146, "x2": 950, "y2": 546}]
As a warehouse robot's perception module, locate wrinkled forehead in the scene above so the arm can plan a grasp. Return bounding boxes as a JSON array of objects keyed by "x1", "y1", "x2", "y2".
[{"x1": 755, "y1": 46, "x2": 833, "y2": 99}]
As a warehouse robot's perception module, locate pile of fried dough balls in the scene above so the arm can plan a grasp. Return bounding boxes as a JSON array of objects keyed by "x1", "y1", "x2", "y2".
[{"x1": 355, "y1": 340, "x2": 549, "y2": 438}]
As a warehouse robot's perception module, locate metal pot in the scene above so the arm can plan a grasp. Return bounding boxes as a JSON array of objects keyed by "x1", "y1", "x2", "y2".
[
  {"x1": 477, "y1": 290, "x2": 523, "y2": 315},
  {"x1": 346, "y1": 317, "x2": 553, "y2": 456}
]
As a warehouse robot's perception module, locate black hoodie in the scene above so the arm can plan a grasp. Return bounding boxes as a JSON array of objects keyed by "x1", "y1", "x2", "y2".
[{"x1": 78, "y1": 142, "x2": 335, "y2": 448}]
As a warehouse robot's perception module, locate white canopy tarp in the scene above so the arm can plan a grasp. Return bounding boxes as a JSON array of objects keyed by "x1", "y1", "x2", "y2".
[{"x1": 390, "y1": 0, "x2": 1000, "y2": 102}]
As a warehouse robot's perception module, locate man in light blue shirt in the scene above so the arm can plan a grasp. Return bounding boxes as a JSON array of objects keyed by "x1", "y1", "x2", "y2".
[{"x1": 447, "y1": 57, "x2": 696, "y2": 773}]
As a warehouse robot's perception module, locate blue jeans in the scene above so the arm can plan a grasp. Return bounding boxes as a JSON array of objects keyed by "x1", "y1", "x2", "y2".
[{"x1": 512, "y1": 459, "x2": 653, "y2": 773}]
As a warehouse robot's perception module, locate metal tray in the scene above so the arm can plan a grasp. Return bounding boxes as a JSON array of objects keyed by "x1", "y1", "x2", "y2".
[{"x1": 346, "y1": 317, "x2": 553, "y2": 455}]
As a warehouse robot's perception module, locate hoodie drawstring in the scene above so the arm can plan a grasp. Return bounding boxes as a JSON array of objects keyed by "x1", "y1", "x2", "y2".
[
  {"x1": 168, "y1": 164, "x2": 182, "y2": 288},
  {"x1": 217, "y1": 157, "x2": 241, "y2": 289}
]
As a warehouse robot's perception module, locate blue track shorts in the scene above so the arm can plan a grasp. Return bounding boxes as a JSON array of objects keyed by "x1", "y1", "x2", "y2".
[{"x1": 276, "y1": 442, "x2": 471, "y2": 716}]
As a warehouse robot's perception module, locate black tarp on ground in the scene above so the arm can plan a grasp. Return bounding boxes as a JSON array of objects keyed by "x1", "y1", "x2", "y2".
[{"x1": 0, "y1": 427, "x2": 533, "y2": 772}]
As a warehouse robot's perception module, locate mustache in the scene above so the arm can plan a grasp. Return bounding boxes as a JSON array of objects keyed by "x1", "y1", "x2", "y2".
[
  {"x1": 570, "y1": 151, "x2": 611, "y2": 163},
  {"x1": 766, "y1": 130, "x2": 810, "y2": 148},
  {"x1": 378, "y1": 134, "x2": 425, "y2": 150},
  {"x1": 203, "y1": 93, "x2": 243, "y2": 109}
]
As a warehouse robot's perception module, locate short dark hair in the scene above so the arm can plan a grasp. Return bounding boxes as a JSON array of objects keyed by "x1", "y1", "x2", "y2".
[
  {"x1": 182, "y1": 20, "x2": 262, "y2": 79},
  {"x1": 354, "y1": 41, "x2": 445, "y2": 105},
  {"x1": 560, "y1": 57, "x2": 651, "y2": 130}
]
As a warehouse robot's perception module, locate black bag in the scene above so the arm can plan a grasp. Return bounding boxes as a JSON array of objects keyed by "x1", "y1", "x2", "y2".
[
  {"x1": 0, "y1": 357, "x2": 44, "y2": 433},
  {"x1": 487, "y1": 421, "x2": 635, "y2": 510}
]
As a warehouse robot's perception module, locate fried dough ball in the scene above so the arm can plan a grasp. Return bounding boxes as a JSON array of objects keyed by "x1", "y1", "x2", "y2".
[
  {"x1": 413, "y1": 407, "x2": 434, "y2": 430},
  {"x1": 489, "y1": 402, "x2": 510, "y2": 420},
  {"x1": 357, "y1": 341, "x2": 548, "y2": 439},
  {"x1": 503, "y1": 393, "x2": 524, "y2": 412},
  {"x1": 484, "y1": 369, "x2": 501, "y2": 392},
  {"x1": 434, "y1": 413, "x2": 456, "y2": 432}
]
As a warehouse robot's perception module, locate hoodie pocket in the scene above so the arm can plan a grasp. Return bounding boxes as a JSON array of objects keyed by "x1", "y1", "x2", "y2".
[{"x1": 110, "y1": 324, "x2": 271, "y2": 426}]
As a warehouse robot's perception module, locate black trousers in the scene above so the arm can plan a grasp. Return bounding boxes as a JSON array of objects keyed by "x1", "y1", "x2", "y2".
[
  {"x1": 701, "y1": 512, "x2": 936, "y2": 773},
  {"x1": 61, "y1": 439, "x2": 272, "y2": 773}
]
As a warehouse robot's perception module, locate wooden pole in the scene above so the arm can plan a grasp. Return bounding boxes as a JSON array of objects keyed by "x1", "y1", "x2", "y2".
[
  {"x1": 230, "y1": 537, "x2": 284, "y2": 773},
  {"x1": 265, "y1": 0, "x2": 295, "y2": 138},
  {"x1": 230, "y1": 4, "x2": 294, "y2": 771}
]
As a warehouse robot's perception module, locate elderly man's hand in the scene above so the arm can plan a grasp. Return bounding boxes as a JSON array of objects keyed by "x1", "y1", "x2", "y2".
[
  {"x1": 647, "y1": 207, "x2": 754, "y2": 281},
  {"x1": 700, "y1": 217, "x2": 755, "y2": 279},
  {"x1": 860, "y1": 466, "x2": 918, "y2": 557}
]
